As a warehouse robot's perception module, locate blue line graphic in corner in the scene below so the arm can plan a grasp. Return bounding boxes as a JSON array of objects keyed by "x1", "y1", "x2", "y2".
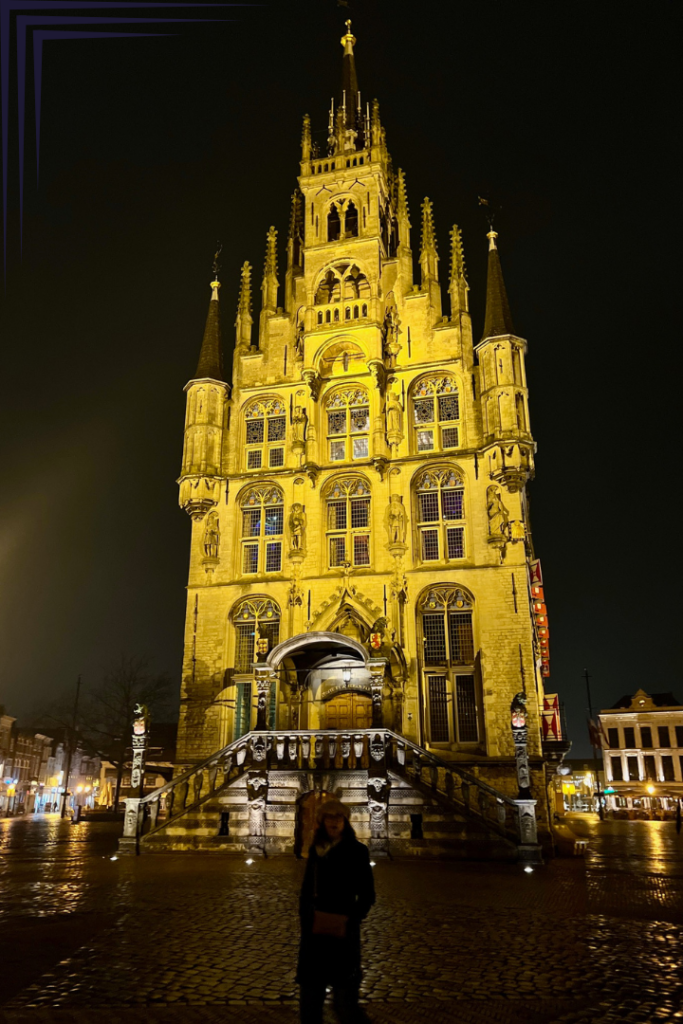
[{"x1": 0, "y1": 1, "x2": 237, "y2": 276}]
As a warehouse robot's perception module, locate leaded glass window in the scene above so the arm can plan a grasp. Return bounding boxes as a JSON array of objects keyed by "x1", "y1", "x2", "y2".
[
  {"x1": 240, "y1": 486, "x2": 284, "y2": 575},
  {"x1": 244, "y1": 398, "x2": 286, "y2": 471},
  {"x1": 415, "y1": 469, "x2": 465, "y2": 563},
  {"x1": 325, "y1": 477, "x2": 371, "y2": 568},
  {"x1": 233, "y1": 598, "x2": 280, "y2": 674},
  {"x1": 411, "y1": 377, "x2": 461, "y2": 452},
  {"x1": 325, "y1": 388, "x2": 370, "y2": 463},
  {"x1": 419, "y1": 587, "x2": 479, "y2": 747}
]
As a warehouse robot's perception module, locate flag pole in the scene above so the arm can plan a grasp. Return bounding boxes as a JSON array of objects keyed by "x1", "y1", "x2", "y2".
[{"x1": 584, "y1": 668, "x2": 604, "y2": 820}]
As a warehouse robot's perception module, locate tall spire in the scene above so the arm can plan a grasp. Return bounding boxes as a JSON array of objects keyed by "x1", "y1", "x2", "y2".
[
  {"x1": 482, "y1": 230, "x2": 513, "y2": 339},
  {"x1": 449, "y1": 224, "x2": 469, "y2": 316},
  {"x1": 420, "y1": 197, "x2": 438, "y2": 285},
  {"x1": 340, "y1": 20, "x2": 358, "y2": 129},
  {"x1": 194, "y1": 275, "x2": 224, "y2": 381},
  {"x1": 397, "y1": 169, "x2": 411, "y2": 238},
  {"x1": 235, "y1": 261, "x2": 253, "y2": 351}
]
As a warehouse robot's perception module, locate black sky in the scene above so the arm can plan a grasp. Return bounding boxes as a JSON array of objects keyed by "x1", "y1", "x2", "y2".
[{"x1": 0, "y1": 0, "x2": 680, "y2": 754}]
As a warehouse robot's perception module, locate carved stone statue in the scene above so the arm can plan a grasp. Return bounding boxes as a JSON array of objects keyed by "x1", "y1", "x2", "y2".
[
  {"x1": 289, "y1": 503, "x2": 306, "y2": 550},
  {"x1": 384, "y1": 494, "x2": 407, "y2": 544},
  {"x1": 382, "y1": 306, "x2": 402, "y2": 366},
  {"x1": 203, "y1": 512, "x2": 220, "y2": 559},
  {"x1": 385, "y1": 391, "x2": 404, "y2": 449},
  {"x1": 486, "y1": 485, "x2": 509, "y2": 541},
  {"x1": 292, "y1": 406, "x2": 308, "y2": 446}
]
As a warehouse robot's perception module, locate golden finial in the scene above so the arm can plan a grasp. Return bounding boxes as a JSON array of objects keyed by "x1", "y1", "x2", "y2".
[{"x1": 341, "y1": 19, "x2": 356, "y2": 52}]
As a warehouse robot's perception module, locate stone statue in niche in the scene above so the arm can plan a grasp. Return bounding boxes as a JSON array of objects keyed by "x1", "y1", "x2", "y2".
[
  {"x1": 486, "y1": 484, "x2": 510, "y2": 542},
  {"x1": 385, "y1": 391, "x2": 404, "y2": 449},
  {"x1": 203, "y1": 512, "x2": 220, "y2": 559},
  {"x1": 292, "y1": 406, "x2": 308, "y2": 445},
  {"x1": 289, "y1": 503, "x2": 306, "y2": 550},
  {"x1": 385, "y1": 494, "x2": 407, "y2": 545},
  {"x1": 382, "y1": 306, "x2": 402, "y2": 366}
]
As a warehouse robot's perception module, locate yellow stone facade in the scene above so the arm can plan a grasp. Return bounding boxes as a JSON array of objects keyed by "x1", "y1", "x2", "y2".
[{"x1": 175, "y1": 26, "x2": 547, "y2": 810}]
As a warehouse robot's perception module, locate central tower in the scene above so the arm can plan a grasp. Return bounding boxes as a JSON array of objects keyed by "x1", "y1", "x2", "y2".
[{"x1": 173, "y1": 24, "x2": 548, "y2": 853}]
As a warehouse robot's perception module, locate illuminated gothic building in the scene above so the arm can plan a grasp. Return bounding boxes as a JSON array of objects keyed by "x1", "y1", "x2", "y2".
[{"x1": 141, "y1": 25, "x2": 555, "y2": 857}]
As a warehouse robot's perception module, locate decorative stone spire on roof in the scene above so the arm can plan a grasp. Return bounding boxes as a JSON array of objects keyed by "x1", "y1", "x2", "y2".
[
  {"x1": 235, "y1": 261, "x2": 253, "y2": 351},
  {"x1": 301, "y1": 113, "x2": 311, "y2": 162},
  {"x1": 420, "y1": 197, "x2": 438, "y2": 285},
  {"x1": 261, "y1": 226, "x2": 279, "y2": 312},
  {"x1": 482, "y1": 230, "x2": 514, "y2": 340},
  {"x1": 397, "y1": 169, "x2": 411, "y2": 227},
  {"x1": 449, "y1": 224, "x2": 469, "y2": 316},
  {"x1": 194, "y1": 246, "x2": 224, "y2": 381},
  {"x1": 340, "y1": 20, "x2": 358, "y2": 130}
]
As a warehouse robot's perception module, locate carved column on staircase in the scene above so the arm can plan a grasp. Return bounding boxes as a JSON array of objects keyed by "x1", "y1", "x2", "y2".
[
  {"x1": 367, "y1": 733, "x2": 390, "y2": 855},
  {"x1": 254, "y1": 663, "x2": 277, "y2": 731},
  {"x1": 367, "y1": 658, "x2": 387, "y2": 727},
  {"x1": 246, "y1": 770, "x2": 268, "y2": 856}
]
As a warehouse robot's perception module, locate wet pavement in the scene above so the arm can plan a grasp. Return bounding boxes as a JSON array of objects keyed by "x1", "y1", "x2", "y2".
[{"x1": 0, "y1": 813, "x2": 682, "y2": 1023}]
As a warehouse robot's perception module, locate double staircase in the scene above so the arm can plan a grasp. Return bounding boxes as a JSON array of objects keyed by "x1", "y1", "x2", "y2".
[{"x1": 120, "y1": 730, "x2": 542, "y2": 863}]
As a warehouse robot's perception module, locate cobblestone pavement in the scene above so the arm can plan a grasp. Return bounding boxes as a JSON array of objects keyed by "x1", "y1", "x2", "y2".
[{"x1": 1, "y1": 815, "x2": 682, "y2": 1024}]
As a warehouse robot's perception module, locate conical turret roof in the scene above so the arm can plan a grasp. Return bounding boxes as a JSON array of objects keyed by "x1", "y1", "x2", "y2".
[
  {"x1": 482, "y1": 231, "x2": 513, "y2": 339},
  {"x1": 194, "y1": 279, "x2": 224, "y2": 381}
]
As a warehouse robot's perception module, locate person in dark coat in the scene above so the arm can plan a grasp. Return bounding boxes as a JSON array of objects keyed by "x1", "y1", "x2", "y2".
[{"x1": 297, "y1": 799, "x2": 375, "y2": 1024}]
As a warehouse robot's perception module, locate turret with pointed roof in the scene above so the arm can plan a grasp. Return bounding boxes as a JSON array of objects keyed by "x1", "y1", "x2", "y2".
[
  {"x1": 194, "y1": 278, "x2": 224, "y2": 382},
  {"x1": 482, "y1": 230, "x2": 513, "y2": 340}
]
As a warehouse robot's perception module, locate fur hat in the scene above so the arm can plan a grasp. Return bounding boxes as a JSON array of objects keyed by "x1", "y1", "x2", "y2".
[{"x1": 316, "y1": 799, "x2": 351, "y2": 822}]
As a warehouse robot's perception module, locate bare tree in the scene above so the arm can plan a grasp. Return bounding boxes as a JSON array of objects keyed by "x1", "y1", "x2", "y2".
[{"x1": 80, "y1": 656, "x2": 172, "y2": 809}]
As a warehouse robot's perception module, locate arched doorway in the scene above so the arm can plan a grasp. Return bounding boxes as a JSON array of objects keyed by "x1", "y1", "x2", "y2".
[
  {"x1": 325, "y1": 692, "x2": 373, "y2": 730},
  {"x1": 295, "y1": 790, "x2": 336, "y2": 858}
]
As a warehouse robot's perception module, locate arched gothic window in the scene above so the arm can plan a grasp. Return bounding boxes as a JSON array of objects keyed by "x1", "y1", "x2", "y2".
[
  {"x1": 232, "y1": 597, "x2": 281, "y2": 735},
  {"x1": 325, "y1": 387, "x2": 370, "y2": 463},
  {"x1": 327, "y1": 204, "x2": 341, "y2": 242},
  {"x1": 244, "y1": 398, "x2": 286, "y2": 470},
  {"x1": 345, "y1": 200, "x2": 359, "y2": 237},
  {"x1": 412, "y1": 376, "x2": 460, "y2": 452},
  {"x1": 314, "y1": 264, "x2": 369, "y2": 307},
  {"x1": 240, "y1": 485, "x2": 284, "y2": 575},
  {"x1": 324, "y1": 477, "x2": 371, "y2": 568},
  {"x1": 418, "y1": 587, "x2": 479, "y2": 746},
  {"x1": 415, "y1": 468, "x2": 465, "y2": 563}
]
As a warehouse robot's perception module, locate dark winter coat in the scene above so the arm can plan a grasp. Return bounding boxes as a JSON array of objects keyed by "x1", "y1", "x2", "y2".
[{"x1": 296, "y1": 832, "x2": 376, "y2": 987}]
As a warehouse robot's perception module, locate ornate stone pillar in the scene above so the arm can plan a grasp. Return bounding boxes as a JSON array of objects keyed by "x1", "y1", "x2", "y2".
[
  {"x1": 130, "y1": 703, "x2": 150, "y2": 797},
  {"x1": 367, "y1": 658, "x2": 387, "y2": 728},
  {"x1": 246, "y1": 770, "x2": 268, "y2": 855},
  {"x1": 118, "y1": 797, "x2": 141, "y2": 856},
  {"x1": 254, "y1": 664, "x2": 276, "y2": 731},
  {"x1": 367, "y1": 734, "x2": 390, "y2": 855},
  {"x1": 510, "y1": 692, "x2": 542, "y2": 864}
]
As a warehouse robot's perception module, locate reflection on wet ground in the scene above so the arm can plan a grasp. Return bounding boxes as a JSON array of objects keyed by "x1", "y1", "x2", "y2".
[{"x1": 0, "y1": 814, "x2": 682, "y2": 1023}]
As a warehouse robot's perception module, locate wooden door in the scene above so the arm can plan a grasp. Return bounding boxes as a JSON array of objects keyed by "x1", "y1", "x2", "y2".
[{"x1": 325, "y1": 693, "x2": 373, "y2": 730}]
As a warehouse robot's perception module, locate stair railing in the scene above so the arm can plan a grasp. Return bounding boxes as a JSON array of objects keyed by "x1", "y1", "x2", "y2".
[{"x1": 120, "y1": 729, "x2": 538, "y2": 855}]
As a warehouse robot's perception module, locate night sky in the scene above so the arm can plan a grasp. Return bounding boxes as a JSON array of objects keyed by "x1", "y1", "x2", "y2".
[{"x1": 0, "y1": 1, "x2": 679, "y2": 755}]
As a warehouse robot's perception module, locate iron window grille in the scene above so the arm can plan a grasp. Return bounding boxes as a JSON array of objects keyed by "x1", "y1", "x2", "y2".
[
  {"x1": 416, "y1": 469, "x2": 465, "y2": 564},
  {"x1": 244, "y1": 398, "x2": 286, "y2": 471}
]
